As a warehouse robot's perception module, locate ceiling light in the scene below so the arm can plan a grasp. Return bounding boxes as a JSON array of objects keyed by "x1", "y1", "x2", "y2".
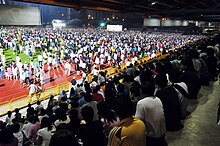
[{"x1": 151, "y1": 2, "x2": 156, "y2": 5}]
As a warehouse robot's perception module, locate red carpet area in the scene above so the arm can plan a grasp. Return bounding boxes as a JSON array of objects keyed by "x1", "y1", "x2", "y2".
[{"x1": 0, "y1": 66, "x2": 81, "y2": 104}]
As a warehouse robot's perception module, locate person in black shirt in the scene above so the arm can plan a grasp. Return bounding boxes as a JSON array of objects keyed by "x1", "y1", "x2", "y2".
[
  {"x1": 26, "y1": 104, "x2": 35, "y2": 119},
  {"x1": 77, "y1": 106, "x2": 105, "y2": 146},
  {"x1": 155, "y1": 73, "x2": 183, "y2": 132}
]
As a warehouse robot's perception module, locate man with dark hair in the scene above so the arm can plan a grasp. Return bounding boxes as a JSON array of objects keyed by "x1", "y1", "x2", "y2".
[
  {"x1": 22, "y1": 115, "x2": 35, "y2": 138},
  {"x1": 155, "y1": 73, "x2": 183, "y2": 132},
  {"x1": 126, "y1": 63, "x2": 135, "y2": 76},
  {"x1": 168, "y1": 69, "x2": 190, "y2": 119},
  {"x1": 92, "y1": 86, "x2": 104, "y2": 103},
  {"x1": 0, "y1": 126, "x2": 18, "y2": 146},
  {"x1": 135, "y1": 82, "x2": 167, "y2": 146},
  {"x1": 78, "y1": 106, "x2": 105, "y2": 146},
  {"x1": 82, "y1": 93, "x2": 99, "y2": 121},
  {"x1": 14, "y1": 108, "x2": 22, "y2": 123},
  {"x1": 59, "y1": 96, "x2": 68, "y2": 112},
  {"x1": 26, "y1": 104, "x2": 35, "y2": 119},
  {"x1": 108, "y1": 97, "x2": 146, "y2": 146},
  {"x1": 49, "y1": 130, "x2": 79, "y2": 146},
  {"x1": 12, "y1": 122, "x2": 24, "y2": 146},
  {"x1": 179, "y1": 58, "x2": 201, "y2": 99}
]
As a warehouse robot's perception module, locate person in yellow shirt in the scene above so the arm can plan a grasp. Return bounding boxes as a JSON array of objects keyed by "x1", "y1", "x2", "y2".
[{"x1": 108, "y1": 97, "x2": 146, "y2": 146}]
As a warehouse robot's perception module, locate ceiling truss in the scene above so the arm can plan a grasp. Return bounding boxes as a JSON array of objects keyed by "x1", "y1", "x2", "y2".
[{"x1": 15, "y1": 0, "x2": 220, "y2": 21}]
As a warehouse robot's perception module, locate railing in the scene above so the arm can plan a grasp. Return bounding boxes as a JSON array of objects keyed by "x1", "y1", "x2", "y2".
[
  {"x1": 0, "y1": 81, "x2": 70, "y2": 116},
  {"x1": 0, "y1": 53, "x2": 169, "y2": 116}
]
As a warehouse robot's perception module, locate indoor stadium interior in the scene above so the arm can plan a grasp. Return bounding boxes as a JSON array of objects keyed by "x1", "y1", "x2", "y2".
[{"x1": 0, "y1": 0, "x2": 220, "y2": 146}]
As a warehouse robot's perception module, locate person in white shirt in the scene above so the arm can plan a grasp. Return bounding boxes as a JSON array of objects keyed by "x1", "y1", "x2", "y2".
[
  {"x1": 43, "y1": 52, "x2": 48, "y2": 63},
  {"x1": 23, "y1": 62, "x2": 28, "y2": 70},
  {"x1": 95, "y1": 56, "x2": 100, "y2": 65},
  {"x1": 151, "y1": 52, "x2": 156, "y2": 59},
  {"x1": 81, "y1": 71, "x2": 87, "y2": 82},
  {"x1": 19, "y1": 45, "x2": 23, "y2": 53},
  {"x1": 16, "y1": 55, "x2": 21, "y2": 64},
  {"x1": 39, "y1": 67, "x2": 45, "y2": 85},
  {"x1": 30, "y1": 60, "x2": 35, "y2": 75},
  {"x1": 22, "y1": 116, "x2": 35, "y2": 138},
  {"x1": 38, "y1": 54, "x2": 43, "y2": 67},
  {"x1": 64, "y1": 61, "x2": 71, "y2": 76},
  {"x1": 36, "y1": 117, "x2": 55, "y2": 146},
  {"x1": 81, "y1": 61, "x2": 86, "y2": 72},
  {"x1": 12, "y1": 123, "x2": 24, "y2": 146},
  {"x1": 5, "y1": 111, "x2": 14, "y2": 125},
  {"x1": 48, "y1": 56, "x2": 53, "y2": 71},
  {"x1": 17, "y1": 60, "x2": 23, "y2": 71},
  {"x1": 54, "y1": 108, "x2": 70, "y2": 127},
  {"x1": 28, "y1": 81, "x2": 37, "y2": 96},
  {"x1": 12, "y1": 65, "x2": 18, "y2": 80},
  {"x1": 25, "y1": 47, "x2": 29, "y2": 60},
  {"x1": 20, "y1": 69, "x2": 25, "y2": 85},
  {"x1": 100, "y1": 57, "x2": 105, "y2": 69},
  {"x1": 125, "y1": 58, "x2": 130, "y2": 67},
  {"x1": 97, "y1": 72, "x2": 105, "y2": 85},
  {"x1": 92, "y1": 67, "x2": 99, "y2": 76},
  {"x1": 135, "y1": 82, "x2": 167, "y2": 146},
  {"x1": 134, "y1": 70, "x2": 141, "y2": 85}
]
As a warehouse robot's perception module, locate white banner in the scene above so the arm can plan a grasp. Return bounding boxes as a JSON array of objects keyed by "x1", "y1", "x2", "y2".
[
  {"x1": 107, "y1": 25, "x2": 123, "y2": 31},
  {"x1": 0, "y1": 5, "x2": 41, "y2": 25}
]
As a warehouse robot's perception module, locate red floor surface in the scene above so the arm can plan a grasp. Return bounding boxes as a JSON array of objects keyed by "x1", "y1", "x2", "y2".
[{"x1": 0, "y1": 65, "x2": 81, "y2": 104}]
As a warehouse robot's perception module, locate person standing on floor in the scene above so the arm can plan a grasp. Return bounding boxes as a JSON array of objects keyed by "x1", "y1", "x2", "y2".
[
  {"x1": 108, "y1": 97, "x2": 146, "y2": 146},
  {"x1": 39, "y1": 67, "x2": 45, "y2": 85},
  {"x1": 27, "y1": 81, "x2": 37, "y2": 96},
  {"x1": 155, "y1": 73, "x2": 183, "y2": 132},
  {"x1": 135, "y1": 82, "x2": 167, "y2": 146}
]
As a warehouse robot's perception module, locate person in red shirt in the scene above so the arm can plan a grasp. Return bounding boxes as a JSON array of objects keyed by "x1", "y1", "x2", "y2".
[{"x1": 92, "y1": 86, "x2": 104, "y2": 103}]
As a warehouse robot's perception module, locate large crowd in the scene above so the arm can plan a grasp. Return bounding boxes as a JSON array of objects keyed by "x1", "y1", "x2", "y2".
[
  {"x1": 0, "y1": 28, "x2": 206, "y2": 84},
  {"x1": 0, "y1": 27, "x2": 219, "y2": 146}
]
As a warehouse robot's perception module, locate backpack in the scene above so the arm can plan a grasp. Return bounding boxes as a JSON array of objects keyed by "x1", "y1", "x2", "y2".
[{"x1": 172, "y1": 84, "x2": 189, "y2": 98}]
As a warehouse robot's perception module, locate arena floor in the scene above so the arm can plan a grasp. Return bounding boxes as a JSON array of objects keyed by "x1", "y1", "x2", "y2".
[
  {"x1": 0, "y1": 65, "x2": 80, "y2": 104},
  {"x1": 166, "y1": 80, "x2": 220, "y2": 146}
]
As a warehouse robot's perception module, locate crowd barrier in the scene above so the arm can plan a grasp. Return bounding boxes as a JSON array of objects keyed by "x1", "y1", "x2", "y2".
[
  {"x1": 87, "y1": 53, "x2": 169, "y2": 82},
  {"x1": 0, "y1": 53, "x2": 169, "y2": 116},
  {"x1": 0, "y1": 81, "x2": 70, "y2": 116}
]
